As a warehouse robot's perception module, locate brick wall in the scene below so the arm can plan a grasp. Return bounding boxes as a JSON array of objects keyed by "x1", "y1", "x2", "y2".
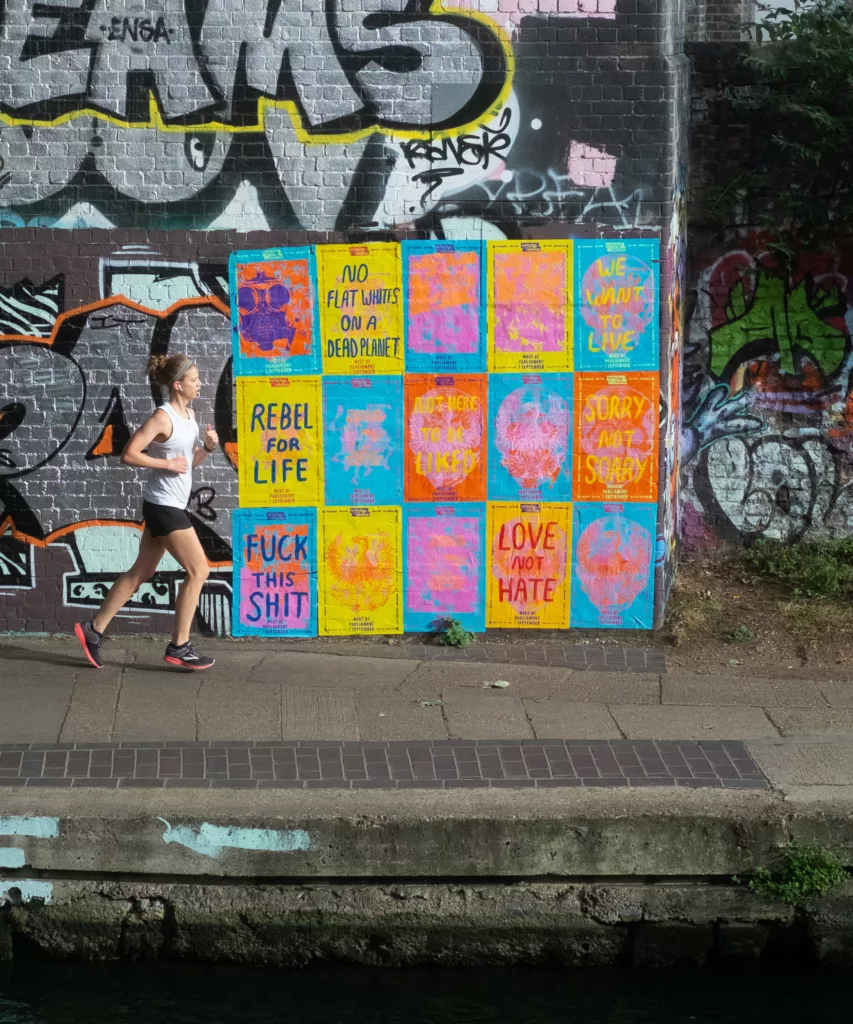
[{"x1": 0, "y1": 0, "x2": 686, "y2": 633}]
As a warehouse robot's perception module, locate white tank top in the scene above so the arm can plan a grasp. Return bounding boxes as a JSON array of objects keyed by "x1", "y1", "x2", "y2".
[{"x1": 142, "y1": 403, "x2": 200, "y2": 509}]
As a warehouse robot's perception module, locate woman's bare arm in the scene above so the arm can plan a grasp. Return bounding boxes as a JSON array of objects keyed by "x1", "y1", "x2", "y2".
[{"x1": 120, "y1": 409, "x2": 188, "y2": 474}]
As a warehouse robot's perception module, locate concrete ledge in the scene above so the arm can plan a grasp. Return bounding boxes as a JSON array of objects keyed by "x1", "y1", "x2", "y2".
[
  {"x1": 0, "y1": 787, "x2": 844, "y2": 879},
  {"x1": 3, "y1": 879, "x2": 850, "y2": 966}
]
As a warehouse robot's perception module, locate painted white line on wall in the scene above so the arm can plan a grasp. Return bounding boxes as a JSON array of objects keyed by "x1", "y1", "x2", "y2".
[
  {"x1": 0, "y1": 881, "x2": 53, "y2": 904},
  {"x1": 0, "y1": 817, "x2": 60, "y2": 839},
  {"x1": 158, "y1": 818, "x2": 312, "y2": 859},
  {"x1": 0, "y1": 849, "x2": 26, "y2": 868}
]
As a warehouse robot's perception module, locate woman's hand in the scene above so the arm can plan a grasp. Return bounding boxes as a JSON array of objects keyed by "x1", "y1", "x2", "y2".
[
  {"x1": 167, "y1": 455, "x2": 189, "y2": 474},
  {"x1": 203, "y1": 426, "x2": 219, "y2": 451}
]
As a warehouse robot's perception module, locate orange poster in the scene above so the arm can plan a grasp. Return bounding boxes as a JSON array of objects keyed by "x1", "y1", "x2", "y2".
[
  {"x1": 404, "y1": 374, "x2": 487, "y2": 502},
  {"x1": 573, "y1": 373, "x2": 659, "y2": 502}
]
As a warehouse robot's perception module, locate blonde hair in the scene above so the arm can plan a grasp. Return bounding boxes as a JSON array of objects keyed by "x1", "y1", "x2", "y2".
[{"x1": 146, "y1": 354, "x2": 195, "y2": 390}]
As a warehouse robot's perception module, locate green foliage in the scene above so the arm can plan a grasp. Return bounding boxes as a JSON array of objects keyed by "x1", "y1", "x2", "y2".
[
  {"x1": 745, "y1": 538, "x2": 853, "y2": 598},
  {"x1": 707, "y1": 0, "x2": 853, "y2": 250},
  {"x1": 740, "y1": 841, "x2": 847, "y2": 906},
  {"x1": 438, "y1": 618, "x2": 475, "y2": 648},
  {"x1": 726, "y1": 623, "x2": 753, "y2": 642}
]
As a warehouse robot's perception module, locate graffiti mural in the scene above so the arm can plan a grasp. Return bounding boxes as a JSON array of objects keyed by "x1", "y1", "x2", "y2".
[{"x1": 682, "y1": 243, "x2": 853, "y2": 547}]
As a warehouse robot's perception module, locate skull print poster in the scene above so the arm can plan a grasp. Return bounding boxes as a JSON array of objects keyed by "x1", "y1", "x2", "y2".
[
  {"x1": 488, "y1": 373, "x2": 573, "y2": 501},
  {"x1": 404, "y1": 374, "x2": 487, "y2": 502},
  {"x1": 486, "y1": 503, "x2": 572, "y2": 629},
  {"x1": 403, "y1": 503, "x2": 486, "y2": 633},
  {"x1": 232, "y1": 508, "x2": 318, "y2": 637},
  {"x1": 230, "y1": 248, "x2": 321, "y2": 376},
  {"x1": 319, "y1": 507, "x2": 403, "y2": 635},
  {"x1": 574, "y1": 239, "x2": 659, "y2": 372},
  {"x1": 570, "y1": 502, "x2": 655, "y2": 628},
  {"x1": 322, "y1": 376, "x2": 404, "y2": 506}
]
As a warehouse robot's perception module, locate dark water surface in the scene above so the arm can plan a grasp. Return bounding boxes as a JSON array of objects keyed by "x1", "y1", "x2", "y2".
[{"x1": 0, "y1": 965, "x2": 849, "y2": 1024}]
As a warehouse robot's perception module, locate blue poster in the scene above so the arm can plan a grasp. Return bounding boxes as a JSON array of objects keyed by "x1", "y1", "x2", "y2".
[
  {"x1": 322, "y1": 376, "x2": 404, "y2": 506},
  {"x1": 230, "y1": 247, "x2": 321, "y2": 376},
  {"x1": 570, "y1": 501, "x2": 656, "y2": 629},
  {"x1": 573, "y1": 239, "x2": 660, "y2": 372},
  {"x1": 487, "y1": 372, "x2": 573, "y2": 501},
  {"x1": 403, "y1": 502, "x2": 486, "y2": 633},
  {"x1": 232, "y1": 508, "x2": 318, "y2": 637},
  {"x1": 402, "y1": 240, "x2": 486, "y2": 373}
]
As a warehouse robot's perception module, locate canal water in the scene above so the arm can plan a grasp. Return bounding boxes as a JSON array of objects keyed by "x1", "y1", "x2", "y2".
[{"x1": 0, "y1": 964, "x2": 847, "y2": 1023}]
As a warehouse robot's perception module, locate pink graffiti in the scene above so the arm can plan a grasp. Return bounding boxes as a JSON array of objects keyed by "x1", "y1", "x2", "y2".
[
  {"x1": 575, "y1": 515, "x2": 651, "y2": 612},
  {"x1": 494, "y1": 386, "x2": 569, "y2": 489},
  {"x1": 408, "y1": 251, "x2": 480, "y2": 355},
  {"x1": 568, "y1": 142, "x2": 617, "y2": 188},
  {"x1": 494, "y1": 251, "x2": 566, "y2": 354},
  {"x1": 408, "y1": 517, "x2": 480, "y2": 614}
]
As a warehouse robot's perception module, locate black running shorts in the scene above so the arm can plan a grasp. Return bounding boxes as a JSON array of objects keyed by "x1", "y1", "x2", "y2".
[{"x1": 142, "y1": 500, "x2": 193, "y2": 537}]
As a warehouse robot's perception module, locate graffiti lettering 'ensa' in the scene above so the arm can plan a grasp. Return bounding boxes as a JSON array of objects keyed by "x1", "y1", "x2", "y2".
[{"x1": 0, "y1": 0, "x2": 510, "y2": 134}]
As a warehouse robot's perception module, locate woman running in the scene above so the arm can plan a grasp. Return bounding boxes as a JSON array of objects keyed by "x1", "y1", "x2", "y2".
[{"x1": 74, "y1": 353, "x2": 218, "y2": 671}]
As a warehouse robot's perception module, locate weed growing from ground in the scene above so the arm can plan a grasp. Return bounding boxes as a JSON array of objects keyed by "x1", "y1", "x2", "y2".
[
  {"x1": 438, "y1": 618, "x2": 475, "y2": 648},
  {"x1": 738, "y1": 841, "x2": 848, "y2": 906},
  {"x1": 745, "y1": 539, "x2": 853, "y2": 599}
]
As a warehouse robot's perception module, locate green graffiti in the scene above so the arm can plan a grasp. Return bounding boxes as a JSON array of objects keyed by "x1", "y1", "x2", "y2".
[{"x1": 710, "y1": 272, "x2": 847, "y2": 378}]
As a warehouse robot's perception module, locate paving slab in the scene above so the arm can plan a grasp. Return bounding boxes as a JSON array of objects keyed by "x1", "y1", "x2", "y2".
[
  {"x1": 610, "y1": 704, "x2": 779, "y2": 740},
  {"x1": 113, "y1": 674, "x2": 199, "y2": 742},
  {"x1": 442, "y1": 689, "x2": 534, "y2": 740},
  {"x1": 0, "y1": 678, "x2": 73, "y2": 743},
  {"x1": 662, "y1": 675, "x2": 827, "y2": 708},
  {"x1": 400, "y1": 661, "x2": 573, "y2": 698},
  {"x1": 354, "y1": 694, "x2": 447, "y2": 741},
  {"x1": 749, "y1": 742, "x2": 853, "y2": 787},
  {"x1": 198, "y1": 680, "x2": 281, "y2": 741},
  {"x1": 819, "y1": 682, "x2": 853, "y2": 707},
  {"x1": 282, "y1": 686, "x2": 359, "y2": 740},
  {"x1": 250, "y1": 652, "x2": 419, "y2": 690},
  {"x1": 765, "y1": 707, "x2": 853, "y2": 737},
  {"x1": 59, "y1": 671, "x2": 123, "y2": 743},
  {"x1": 522, "y1": 699, "x2": 622, "y2": 739}
]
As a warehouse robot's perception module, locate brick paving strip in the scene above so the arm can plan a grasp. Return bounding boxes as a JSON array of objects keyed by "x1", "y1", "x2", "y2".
[
  {"x1": 0, "y1": 740, "x2": 766, "y2": 789},
  {"x1": 287, "y1": 642, "x2": 666, "y2": 672}
]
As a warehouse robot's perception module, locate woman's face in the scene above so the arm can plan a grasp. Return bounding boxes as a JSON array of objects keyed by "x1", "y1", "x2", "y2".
[{"x1": 175, "y1": 365, "x2": 201, "y2": 401}]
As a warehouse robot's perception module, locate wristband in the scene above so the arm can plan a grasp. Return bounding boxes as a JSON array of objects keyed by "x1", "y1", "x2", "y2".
[{"x1": 204, "y1": 442, "x2": 215, "y2": 452}]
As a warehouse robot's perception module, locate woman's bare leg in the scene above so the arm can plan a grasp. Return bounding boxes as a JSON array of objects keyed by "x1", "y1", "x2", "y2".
[
  {"x1": 92, "y1": 529, "x2": 166, "y2": 634},
  {"x1": 161, "y1": 526, "x2": 210, "y2": 646}
]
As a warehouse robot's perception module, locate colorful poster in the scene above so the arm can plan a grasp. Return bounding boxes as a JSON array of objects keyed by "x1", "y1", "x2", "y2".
[
  {"x1": 404, "y1": 374, "x2": 487, "y2": 502},
  {"x1": 231, "y1": 508, "x2": 318, "y2": 637},
  {"x1": 570, "y1": 502, "x2": 656, "y2": 629},
  {"x1": 402, "y1": 240, "x2": 486, "y2": 373},
  {"x1": 487, "y1": 372, "x2": 573, "y2": 501},
  {"x1": 574, "y1": 373, "x2": 659, "y2": 502},
  {"x1": 403, "y1": 502, "x2": 486, "y2": 633},
  {"x1": 574, "y1": 239, "x2": 660, "y2": 372},
  {"x1": 317, "y1": 243, "x2": 404, "y2": 375},
  {"x1": 229, "y1": 247, "x2": 321, "y2": 376},
  {"x1": 322, "y1": 376, "x2": 403, "y2": 506},
  {"x1": 486, "y1": 502, "x2": 572, "y2": 629},
  {"x1": 318, "y1": 507, "x2": 403, "y2": 635},
  {"x1": 487, "y1": 240, "x2": 572, "y2": 372},
  {"x1": 236, "y1": 376, "x2": 323, "y2": 507}
]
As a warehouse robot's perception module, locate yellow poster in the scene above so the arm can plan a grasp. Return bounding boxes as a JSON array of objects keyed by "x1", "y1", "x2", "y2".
[
  {"x1": 486, "y1": 502, "x2": 572, "y2": 628},
  {"x1": 317, "y1": 243, "x2": 404, "y2": 375},
  {"x1": 237, "y1": 376, "x2": 323, "y2": 507},
  {"x1": 319, "y1": 507, "x2": 403, "y2": 635},
  {"x1": 487, "y1": 240, "x2": 573, "y2": 372}
]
